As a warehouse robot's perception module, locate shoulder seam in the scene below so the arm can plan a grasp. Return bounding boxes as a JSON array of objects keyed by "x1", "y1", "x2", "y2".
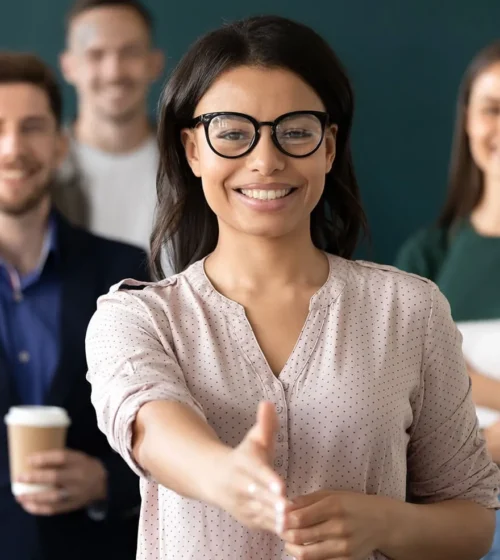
[{"x1": 354, "y1": 260, "x2": 434, "y2": 285}]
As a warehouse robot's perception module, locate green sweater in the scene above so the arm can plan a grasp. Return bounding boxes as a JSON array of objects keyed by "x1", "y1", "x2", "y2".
[{"x1": 395, "y1": 221, "x2": 500, "y2": 323}]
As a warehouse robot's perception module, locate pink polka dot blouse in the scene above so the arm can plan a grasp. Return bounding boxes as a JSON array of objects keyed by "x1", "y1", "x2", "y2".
[{"x1": 86, "y1": 254, "x2": 500, "y2": 560}]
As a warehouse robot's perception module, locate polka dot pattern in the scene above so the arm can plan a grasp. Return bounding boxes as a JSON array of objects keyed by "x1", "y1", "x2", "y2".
[{"x1": 86, "y1": 254, "x2": 500, "y2": 560}]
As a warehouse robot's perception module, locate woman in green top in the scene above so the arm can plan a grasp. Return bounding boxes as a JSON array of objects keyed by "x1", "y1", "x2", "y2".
[{"x1": 396, "y1": 41, "x2": 500, "y2": 560}]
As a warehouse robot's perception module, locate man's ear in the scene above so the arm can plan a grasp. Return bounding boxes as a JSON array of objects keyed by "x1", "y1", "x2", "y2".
[
  {"x1": 149, "y1": 49, "x2": 165, "y2": 82},
  {"x1": 59, "y1": 51, "x2": 77, "y2": 86}
]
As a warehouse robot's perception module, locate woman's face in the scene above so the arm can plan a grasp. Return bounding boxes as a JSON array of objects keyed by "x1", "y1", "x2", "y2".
[
  {"x1": 182, "y1": 65, "x2": 337, "y2": 242},
  {"x1": 467, "y1": 61, "x2": 500, "y2": 181}
]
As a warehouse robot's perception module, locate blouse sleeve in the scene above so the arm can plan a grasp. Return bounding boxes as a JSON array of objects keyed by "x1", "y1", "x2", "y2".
[
  {"x1": 85, "y1": 283, "x2": 207, "y2": 478},
  {"x1": 407, "y1": 286, "x2": 500, "y2": 508}
]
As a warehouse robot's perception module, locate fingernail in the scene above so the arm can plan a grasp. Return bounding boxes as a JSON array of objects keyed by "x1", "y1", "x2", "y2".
[
  {"x1": 270, "y1": 481, "x2": 281, "y2": 495},
  {"x1": 275, "y1": 514, "x2": 284, "y2": 533},
  {"x1": 275, "y1": 500, "x2": 285, "y2": 513}
]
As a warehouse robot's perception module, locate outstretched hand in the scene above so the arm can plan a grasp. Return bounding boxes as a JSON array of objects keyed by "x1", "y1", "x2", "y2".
[{"x1": 209, "y1": 401, "x2": 291, "y2": 533}]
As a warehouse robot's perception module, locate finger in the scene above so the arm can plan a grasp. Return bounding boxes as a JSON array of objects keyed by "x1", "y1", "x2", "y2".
[
  {"x1": 241, "y1": 478, "x2": 291, "y2": 532},
  {"x1": 20, "y1": 495, "x2": 76, "y2": 517},
  {"x1": 246, "y1": 498, "x2": 284, "y2": 533},
  {"x1": 285, "y1": 539, "x2": 351, "y2": 560},
  {"x1": 256, "y1": 401, "x2": 278, "y2": 449},
  {"x1": 237, "y1": 447, "x2": 286, "y2": 499},
  {"x1": 17, "y1": 468, "x2": 70, "y2": 487},
  {"x1": 282, "y1": 519, "x2": 346, "y2": 545},
  {"x1": 29, "y1": 449, "x2": 72, "y2": 468},
  {"x1": 241, "y1": 480, "x2": 287, "y2": 511},
  {"x1": 21, "y1": 501, "x2": 57, "y2": 516},
  {"x1": 16, "y1": 487, "x2": 68, "y2": 507},
  {"x1": 247, "y1": 402, "x2": 278, "y2": 457},
  {"x1": 239, "y1": 404, "x2": 285, "y2": 497},
  {"x1": 288, "y1": 491, "x2": 330, "y2": 510},
  {"x1": 285, "y1": 498, "x2": 334, "y2": 530}
]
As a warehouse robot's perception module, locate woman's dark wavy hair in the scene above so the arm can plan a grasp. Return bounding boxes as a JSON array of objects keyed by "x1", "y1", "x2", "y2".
[
  {"x1": 438, "y1": 40, "x2": 500, "y2": 229},
  {"x1": 151, "y1": 15, "x2": 368, "y2": 278}
]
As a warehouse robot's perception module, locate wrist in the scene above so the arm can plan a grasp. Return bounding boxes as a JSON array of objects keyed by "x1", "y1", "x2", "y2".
[
  {"x1": 377, "y1": 497, "x2": 419, "y2": 555},
  {"x1": 195, "y1": 443, "x2": 232, "y2": 507}
]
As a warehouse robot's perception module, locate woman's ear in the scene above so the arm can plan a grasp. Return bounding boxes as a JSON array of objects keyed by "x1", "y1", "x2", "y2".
[
  {"x1": 325, "y1": 124, "x2": 337, "y2": 173},
  {"x1": 181, "y1": 128, "x2": 201, "y2": 177}
]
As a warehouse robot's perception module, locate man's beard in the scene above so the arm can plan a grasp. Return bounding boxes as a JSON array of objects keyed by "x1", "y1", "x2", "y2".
[
  {"x1": 94, "y1": 81, "x2": 145, "y2": 126},
  {"x1": 0, "y1": 175, "x2": 53, "y2": 217},
  {"x1": 97, "y1": 101, "x2": 143, "y2": 126}
]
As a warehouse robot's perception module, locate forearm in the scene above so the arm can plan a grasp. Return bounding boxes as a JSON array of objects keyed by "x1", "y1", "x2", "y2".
[
  {"x1": 469, "y1": 366, "x2": 500, "y2": 411},
  {"x1": 380, "y1": 498, "x2": 495, "y2": 560},
  {"x1": 132, "y1": 400, "x2": 230, "y2": 505}
]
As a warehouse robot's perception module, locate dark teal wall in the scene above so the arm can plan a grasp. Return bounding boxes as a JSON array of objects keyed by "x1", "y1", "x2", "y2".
[{"x1": 2, "y1": 0, "x2": 499, "y2": 263}]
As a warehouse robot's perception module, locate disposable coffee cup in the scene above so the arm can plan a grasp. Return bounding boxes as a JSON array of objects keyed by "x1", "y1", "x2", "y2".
[{"x1": 4, "y1": 406, "x2": 71, "y2": 496}]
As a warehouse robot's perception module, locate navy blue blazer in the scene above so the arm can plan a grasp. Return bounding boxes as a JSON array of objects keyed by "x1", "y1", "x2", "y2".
[{"x1": 0, "y1": 213, "x2": 149, "y2": 560}]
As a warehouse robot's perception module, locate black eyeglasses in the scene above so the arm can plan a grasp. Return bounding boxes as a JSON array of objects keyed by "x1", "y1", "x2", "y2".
[{"x1": 189, "y1": 110, "x2": 329, "y2": 159}]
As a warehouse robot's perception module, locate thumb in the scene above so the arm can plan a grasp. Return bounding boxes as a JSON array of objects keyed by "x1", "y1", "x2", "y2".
[
  {"x1": 247, "y1": 401, "x2": 278, "y2": 455},
  {"x1": 287, "y1": 490, "x2": 328, "y2": 510}
]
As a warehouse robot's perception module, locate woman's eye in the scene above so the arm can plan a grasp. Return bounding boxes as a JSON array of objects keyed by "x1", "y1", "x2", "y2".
[
  {"x1": 217, "y1": 130, "x2": 251, "y2": 141},
  {"x1": 282, "y1": 129, "x2": 313, "y2": 138}
]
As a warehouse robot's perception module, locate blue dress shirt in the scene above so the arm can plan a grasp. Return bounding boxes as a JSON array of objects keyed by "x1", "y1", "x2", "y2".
[{"x1": 0, "y1": 218, "x2": 60, "y2": 404}]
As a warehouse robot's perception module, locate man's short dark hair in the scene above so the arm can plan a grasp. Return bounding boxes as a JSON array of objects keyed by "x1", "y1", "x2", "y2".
[
  {"x1": 66, "y1": 0, "x2": 153, "y2": 33},
  {"x1": 0, "y1": 52, "x2": 62, "y2": 127}
]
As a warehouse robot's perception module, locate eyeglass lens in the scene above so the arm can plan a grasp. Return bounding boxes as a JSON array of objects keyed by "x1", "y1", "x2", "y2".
[{"x1": 207, "y1": 113, "x2": 324, "y2": 157}]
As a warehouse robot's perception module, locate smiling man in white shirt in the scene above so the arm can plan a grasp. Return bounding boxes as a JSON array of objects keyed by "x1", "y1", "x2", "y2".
[{"x1": 54, "y1": 0, "x2": 165, "y2": 256}]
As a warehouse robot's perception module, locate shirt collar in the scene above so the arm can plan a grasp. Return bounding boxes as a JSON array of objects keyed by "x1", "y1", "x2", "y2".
[
  {"x1": 0, "y1": 212, "x2": 59, "y2": 289},
  {"x1": 22, "y1": 213, "x2": 59, "y2": 286},
  {"x1": 42, "y1": 212, "x2": 59, "y2": 262}
]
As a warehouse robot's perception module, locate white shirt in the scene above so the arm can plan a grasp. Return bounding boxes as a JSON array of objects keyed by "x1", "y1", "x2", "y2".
[
  {"x1": 457, "y1": 320, "x2": 500, "y2": 428},
  {"x1": 58, "y1": 135, "x2": 158, "y2": 251}
]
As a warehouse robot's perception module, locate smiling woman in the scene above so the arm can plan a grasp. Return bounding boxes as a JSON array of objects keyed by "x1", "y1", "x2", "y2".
[
  {"x1": 86, "y1": 15, "x2": 500, "y2": 560},
  {"x1": 176, "y1": 65, "x2": 341, "y2": 265},
  {"x1": 151, "y1": 19, "x2": 365, "y2": 275}
]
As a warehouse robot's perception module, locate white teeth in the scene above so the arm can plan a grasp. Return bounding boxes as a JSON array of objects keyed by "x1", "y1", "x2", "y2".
[
  {"x1": 0, "y1": 170, "x2": 29, "y2": 180},
  {"x1": 240, "y1": 188, "x2": 292, "y2": 200}
]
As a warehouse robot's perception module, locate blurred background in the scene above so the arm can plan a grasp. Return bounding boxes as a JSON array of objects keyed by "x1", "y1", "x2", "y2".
[{"x1": 2, "y1": 0, "x2": 500, "y2": 263}]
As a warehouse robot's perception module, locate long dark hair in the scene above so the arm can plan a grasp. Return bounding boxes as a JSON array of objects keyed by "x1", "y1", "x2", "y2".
[
  {"x1": 151, "y1": 15, "x2": 368, "y2": 278},
  {"x1": 438, "y1": 40, "x2": 500, "y2": 229}
]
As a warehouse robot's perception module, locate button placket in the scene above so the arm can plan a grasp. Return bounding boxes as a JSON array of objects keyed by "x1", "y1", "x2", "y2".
[{"x1": 264, "y1": 381, "x2": 288, "y2": 476}]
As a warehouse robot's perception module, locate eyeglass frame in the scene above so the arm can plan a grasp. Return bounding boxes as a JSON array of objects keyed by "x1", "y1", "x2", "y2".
[{"x1": 188, "y1": 110, "x2": 330, "y2": 159}]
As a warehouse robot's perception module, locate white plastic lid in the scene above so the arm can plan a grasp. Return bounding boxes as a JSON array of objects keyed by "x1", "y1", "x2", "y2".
[{"x1": 4, "y1": 406, "x2": 71, "y2": 427}]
